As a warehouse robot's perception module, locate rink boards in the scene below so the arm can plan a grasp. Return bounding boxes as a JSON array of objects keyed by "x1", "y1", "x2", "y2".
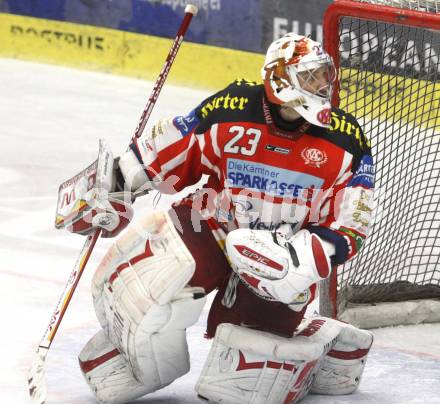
[{"x1": 0, "y1": 12, "x2": 264, "y2": 90}]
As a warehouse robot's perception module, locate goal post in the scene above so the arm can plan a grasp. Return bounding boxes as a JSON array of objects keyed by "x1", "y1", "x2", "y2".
[{"x1": 320, "y1": 0, "x2": 440, "y2": 328}]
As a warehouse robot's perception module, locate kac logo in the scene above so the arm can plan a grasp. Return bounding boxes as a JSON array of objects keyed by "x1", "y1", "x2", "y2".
[
  {"x1": 301, "y1": 148, "x2": 328, "y2": 168},
  {"x1": 317, "y1": 108, "x2": 331, "y2": 125}
]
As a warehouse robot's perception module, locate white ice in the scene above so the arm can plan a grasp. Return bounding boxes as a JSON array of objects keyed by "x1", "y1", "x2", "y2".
[{"x1": 1, "y1": 58, "x2": 439, "y2": 404}]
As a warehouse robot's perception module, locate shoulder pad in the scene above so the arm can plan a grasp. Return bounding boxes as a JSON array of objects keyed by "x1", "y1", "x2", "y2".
[
  {"x1": 328, "y1": 108, "x2": 371, "y2": 152},
  {"x1": 325, "y1": 108, "x2": 372, "y2": 172},
  {"x1": 195, "y1": 80, "x2": 265, "y2": 130}
]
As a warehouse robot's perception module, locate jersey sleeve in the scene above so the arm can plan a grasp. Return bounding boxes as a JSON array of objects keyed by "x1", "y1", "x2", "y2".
[
  {"x1": 121, "y1": 91, "x2": 226, "y2": 195},
  {"x1": 307, "y1": 121, "x2": 375, "y2": 265}
]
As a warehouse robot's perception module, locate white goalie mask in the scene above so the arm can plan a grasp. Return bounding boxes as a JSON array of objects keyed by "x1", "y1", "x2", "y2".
[{"x1": 262, "y1": 33, "x2": 336, "y2": 127}]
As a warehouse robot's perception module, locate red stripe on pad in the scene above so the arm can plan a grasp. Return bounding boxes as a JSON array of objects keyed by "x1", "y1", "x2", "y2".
[
  {"x1": 109, "y1": 239, "x2": 154, "y2": 284},
  {"x1": 236, "y1": 351, "x2": 297, "y2": 372},
  {"x1": 327, "y1": 348, "x2": 370, "y2": 360},
  {"x1": 241, "y1": 273, "x2": 261, "y2": 289},
  {"x1": 79, "y1": 348, "x2": 120, "y2": 373}
]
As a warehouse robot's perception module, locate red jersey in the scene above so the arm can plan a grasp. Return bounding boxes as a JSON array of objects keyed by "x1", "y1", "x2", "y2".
[{"x1": 128, "y1": 79, "x2": 374, "y2": 265}]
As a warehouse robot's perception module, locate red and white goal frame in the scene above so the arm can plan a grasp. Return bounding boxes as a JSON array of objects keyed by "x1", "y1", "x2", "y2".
[{"x1": 320, "y1": 0, "x2": 440, "y2": 328}]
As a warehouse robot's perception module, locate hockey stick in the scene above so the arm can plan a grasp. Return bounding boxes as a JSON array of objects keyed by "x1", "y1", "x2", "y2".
[
  {"x1": 133, "y1": 4, "x2": 198, "y2": 139},
  {"x1": 28, "y1": 5, "x2": 198, "y2": 403}
]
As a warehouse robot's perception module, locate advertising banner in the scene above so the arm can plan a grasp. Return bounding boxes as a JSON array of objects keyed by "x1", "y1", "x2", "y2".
[
  {"x1": 261, "y1": 0, "x2": 332, "y2": 50},
  {"x1": 0, "y1": 12, "x2": 264, "y2": 89},
  {"x1": 0, "y1": 0, "x2": 264, "y2": 52},
  {"x1": 338, "y1": 18, "x2": 440, "y2": 81}
]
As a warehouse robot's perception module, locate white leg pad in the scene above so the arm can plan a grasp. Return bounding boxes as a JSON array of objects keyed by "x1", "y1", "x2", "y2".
[
  {"x1": 196, "y1": 318, "x2": 345, "y2": 404},
  {"x1": 80, "y1": 295, "x2": 206, "y2": 403},
  {"x1": 79, "y1": 330, "x2": 147, "y2": 404},
  {"x1": 134, "y1": 295, "x2": 206, "y2": 388},
  {"x1": 84, "y1": 210, "x2": 207, "y2": 402},
  {"x1": 311, "y1": 323, "x2": 373, "y2": 395}
]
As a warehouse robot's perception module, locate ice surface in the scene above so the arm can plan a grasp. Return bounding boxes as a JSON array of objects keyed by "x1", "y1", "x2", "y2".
[{"x1": 1, "y1": 58, "x2": 439, "y2": 403}]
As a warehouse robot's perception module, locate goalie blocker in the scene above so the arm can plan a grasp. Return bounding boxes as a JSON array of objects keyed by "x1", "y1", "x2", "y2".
[
  {"x1": 54, "y1": 137, "x2": 158, "y2": 239},
  {"x1": 55, "y1": 139, "x2": 134, "y2": 238}
]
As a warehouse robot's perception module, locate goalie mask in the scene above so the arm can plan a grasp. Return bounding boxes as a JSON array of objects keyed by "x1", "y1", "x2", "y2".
[{"x1": 262, "y1": 33, "x2": 336, "y2": 127}]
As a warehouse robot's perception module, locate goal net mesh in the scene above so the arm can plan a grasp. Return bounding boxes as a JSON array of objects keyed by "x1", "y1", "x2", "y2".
[
  {"x1": 353, "y1": 0, "x2": 439, "y2": 12},
  {"x1": 333, "y1": 0, "x2": 440, "y2": 313}
]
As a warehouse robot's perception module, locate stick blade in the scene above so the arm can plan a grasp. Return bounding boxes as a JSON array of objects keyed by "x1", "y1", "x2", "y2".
[{"x1": 28, "y1": 347, "x2": 49, "y2": 404}]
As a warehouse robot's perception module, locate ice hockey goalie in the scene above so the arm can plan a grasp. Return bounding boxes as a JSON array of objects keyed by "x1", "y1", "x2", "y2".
[{"x1": 72, "y1": 33, "x2": 375, "y2": 404}]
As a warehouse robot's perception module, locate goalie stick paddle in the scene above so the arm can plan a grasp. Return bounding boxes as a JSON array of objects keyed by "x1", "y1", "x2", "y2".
[{"x1": 28, "y1": 5, "x2": 198, "y2": 403}]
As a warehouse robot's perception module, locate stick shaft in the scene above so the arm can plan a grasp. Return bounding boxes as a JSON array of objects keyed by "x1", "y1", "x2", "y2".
[
  {"x1": 38, "y1": 229, "x2": 101, "y2": 349},
  {"x1": 133, "y1": 9, "x2": 196, "y2": 139}
]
